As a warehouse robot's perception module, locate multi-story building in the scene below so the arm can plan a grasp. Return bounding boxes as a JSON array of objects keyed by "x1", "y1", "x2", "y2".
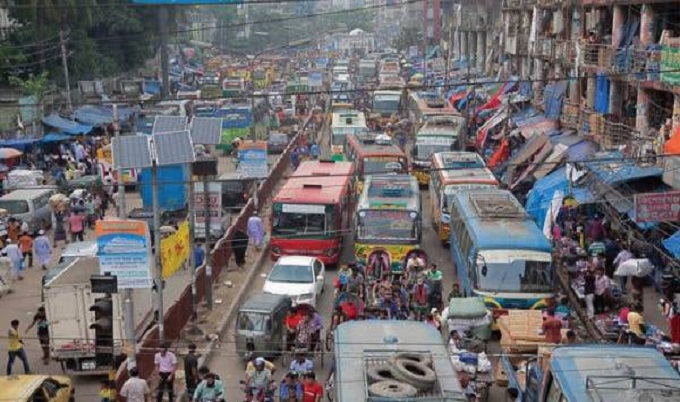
[
  {"x1": 500, "y1": 0, "x2": 679, "y2": 160},
  {"x1": 450, "y1": 0, "x2": 496, "y2": 74}
]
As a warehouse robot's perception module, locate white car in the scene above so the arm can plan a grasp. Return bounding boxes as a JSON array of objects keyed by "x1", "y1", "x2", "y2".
[{"x1": 262, "y1": 256, "x2": 325, "y2": 307}]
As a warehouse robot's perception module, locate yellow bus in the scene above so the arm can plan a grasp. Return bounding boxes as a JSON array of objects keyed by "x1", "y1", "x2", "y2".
[
  {"x1": 411, "y1": 115, "x2": 465, "y2": 185},
  {"x1": 345, "y1": 133, "x2": 408, "y2": 194},
  {"x1": 429, "y1": 152, "x2": 499, "y2": 244}
]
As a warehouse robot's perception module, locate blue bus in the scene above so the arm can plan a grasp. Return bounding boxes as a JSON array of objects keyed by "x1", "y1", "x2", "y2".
[
  {"x1": 449, "y1": 188, "x2": 553, "y2": 310},
  {"x1": 504, "y1": 346, "x2": 680, "y2": 402}
]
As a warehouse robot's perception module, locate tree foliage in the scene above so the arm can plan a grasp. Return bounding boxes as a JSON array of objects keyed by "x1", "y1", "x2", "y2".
[
  {"x1": 8, "y1": 71, "x2": 50, "y2": 102},
  {"x1": 3, "y1": 0, "x2": 172, "y2": 84}
]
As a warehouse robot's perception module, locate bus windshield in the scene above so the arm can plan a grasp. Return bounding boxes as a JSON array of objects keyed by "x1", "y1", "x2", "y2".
[
  {"x1": 476, "y1": 251, "x2": 553, "y2": 293},
  {"x1": 373, "y1": 95, "x2": 400, "y2": 113},
  {"x1": 414, "y1": 141, "x2": 455, "y2": 160},
  {"x1": 358, "y1": 210, "x2": 417, "y2": 241},
  {"x1": 363, "y1": 157, "x2": 404, "y2": 175},
  {"x1": 272, "y1": 204, "x2": 333, "y2": 236}
]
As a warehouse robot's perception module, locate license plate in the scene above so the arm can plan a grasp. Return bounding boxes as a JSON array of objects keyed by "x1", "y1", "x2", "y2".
[{"x1": 81, "y1": 360, "x2": 96, "y2": 370}]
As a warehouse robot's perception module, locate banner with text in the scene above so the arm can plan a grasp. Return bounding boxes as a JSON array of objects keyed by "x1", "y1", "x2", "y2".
[
  {"x1": 161, "y1": 221, "x2": 190, "y2": 279},
  {"x1": 193, "y1": 182, "x2": 223, "y2": 239},
  {"x1": 237, "y1": 140, "x2": 268, "y2": 178},
  {"x1": 96, "y1": 220, "x2": 153, "y2": 289},
  {"x1": 661, "y1": 45, "x2": 680, "y2": 85},
  {"x1": 634, "y1": 191, "x2": 680, "y2": 223}
]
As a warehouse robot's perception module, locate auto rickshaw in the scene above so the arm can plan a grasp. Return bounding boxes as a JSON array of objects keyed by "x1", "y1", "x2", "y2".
[{"x1": 235, "y1": 293, "x2": 292, "y2": 362}]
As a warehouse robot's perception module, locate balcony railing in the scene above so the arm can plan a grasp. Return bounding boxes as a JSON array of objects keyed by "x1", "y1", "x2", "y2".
[
  {"x1": 579, "y1": 42, "x2": 612, "y2": 69},
  {"x1": 600, "y1": 117, "x2": 640, "y2": 150},
  {"x1": 534, "y1": 37, "x2": 554, "y2": 59},
  {"x1": 610, "y1": 47, "x2": 661, "y2": 82}
]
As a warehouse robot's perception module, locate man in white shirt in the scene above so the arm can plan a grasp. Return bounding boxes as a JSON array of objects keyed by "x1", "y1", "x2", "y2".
[
  {"x1": 120, "y1": 368, "x2": 150, "y2": 402},
  {"x1": 154, "y1": 342, "x2": 178, "y2": 402}
]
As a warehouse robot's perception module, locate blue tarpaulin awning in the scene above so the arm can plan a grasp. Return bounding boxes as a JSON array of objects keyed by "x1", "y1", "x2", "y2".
[
  {"x1": 525, "y1": 166, "x2": 595, "y2": 225},
  {"x1": 42, "y1": 114, "x2": 93, "y2": 135},
  {"x1": 584, "y1": 151, "x2": 663, "y2": 185},
  {"x1": 663, "y1": 230, "x2": 680, "y2": 259},
  {"x1": 39, "y1": 133, "x2": 72, "y2": 143},
  {"x1": 0, "y1": 138, "x2": 38, "y2": 151},
  {"x1": 73, "y1": 105, "x2": 136, "y2": 126}
]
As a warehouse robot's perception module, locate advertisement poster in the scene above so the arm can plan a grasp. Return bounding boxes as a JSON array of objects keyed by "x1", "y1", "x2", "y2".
[
  {"x1": 634, "y1": 191, "x2": 680, "y2": 223},
  {"x1": 193, "y1": 182, "x2": 223, "y2": 239},
  {"x1": 237, "y1": 140, "x2": 268, "y2": 178},
  {"x1": 661, "y1": 45, "x2": 680, "y2": 85},
  {"x1": 96, "y1": 220, "x2": 153, "y2": 289},
  {"x1": 161, "y1": 221, "x2": 190, "y2": 279}
]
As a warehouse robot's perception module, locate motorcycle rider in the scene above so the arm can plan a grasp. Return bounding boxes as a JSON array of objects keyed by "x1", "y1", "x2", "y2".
[
  {"x1": 246, "y1": 357, "x2": 274, "y2": 400},
  {"x1": 193, "y1": 372, "x2": 225, "y2": 402}
]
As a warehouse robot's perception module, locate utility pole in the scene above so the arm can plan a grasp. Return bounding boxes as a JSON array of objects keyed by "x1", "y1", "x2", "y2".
[
  {"x1": 114, "y1": 105, "x2": 135, "y2": 368},
  {"x1": 151, "y1": 162, "x2": 164, "y2": 342},
  {"x1": 188, "y1": 166, "x2": 199, "y2": 328},
  {"x1": 203, "y1": 175, "x2": 213, "y2": 310},
  {"x1": 59, "y1": 29, "x2": 72, "y2": 110},
  {"x1": 464, "y1": 30, "x2": 472, "y2": 151},
  {"x1": 159, "y1": 7, "x2": 170, "y2": 100}
]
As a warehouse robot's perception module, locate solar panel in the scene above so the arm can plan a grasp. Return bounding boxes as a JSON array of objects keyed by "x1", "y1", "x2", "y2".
[
  {"x1": 111, "y1": 135, "x2": 152, "y2": 169},
  {"x1": 190, "y1": 117, "x2": 223, "y2": 145},
  {"x1": 153, "y1": 116, "x2": 188, "y2": 134},
  {"x1": 153, "y1": 131, "x2": 195, "y2": 166}
]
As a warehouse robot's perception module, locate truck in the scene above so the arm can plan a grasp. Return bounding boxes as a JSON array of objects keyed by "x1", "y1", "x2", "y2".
[
  {"x1": 334, "y1": 321, "x2": 467, "y2": 402},
  {"x1": 43, "y1": 257, "x2": 153, "y2": 375},
  {"x1": 502, "y1": 345, "x2": 680, "y2": 402},
  {"x1": 138, "y1": 164, "x2": 188, "y2": 212}
]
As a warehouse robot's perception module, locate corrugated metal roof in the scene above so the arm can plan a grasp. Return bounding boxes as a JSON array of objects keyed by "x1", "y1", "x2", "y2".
[
  {"x1": 153, "y1": 131, "x2": 195, "y2": 166},
  {"x1": 190, "y1": 117, "x2": 223, "y2": 145},
  {"x1": 112, "y1": 135, "x2": 152, "y2": 169},
  {"x1": 153, "y1": 116, "x2": 188, "y2": 134}
]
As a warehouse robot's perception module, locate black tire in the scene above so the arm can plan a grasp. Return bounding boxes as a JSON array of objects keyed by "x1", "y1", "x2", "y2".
[
  {"x1": 368, "y1": 380, "x2": 418, "y2": 399},
  {"x1": 325, "y1": 331, "x2": 334, "y2": 352},
  {"x1": 391, "y1": 359, "x2": 437, "y2": 390},
  {"x1": 366, "y1": 364, "x2": 396, "y2": 384},
  {"x1": 389, "y1": 352, "x2": 433, "y2": 368}
]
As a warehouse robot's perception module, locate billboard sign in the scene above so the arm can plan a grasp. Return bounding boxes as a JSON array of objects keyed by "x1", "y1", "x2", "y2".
[
  {"x1": 634, "y1": 191, "x2": 680, "y2": 223},
  {"x1": 237, "y1": 140, "x2": 268, "y2": 179},
  {"x1": 96, "y1": 220, "x2": 153, "y2": 289},
  {"x1": 661, "y1": 45, "x2": 680, "y2": 85},
  {"x1": 193, "y1": 182, "x2": 223, "y2": 239}
]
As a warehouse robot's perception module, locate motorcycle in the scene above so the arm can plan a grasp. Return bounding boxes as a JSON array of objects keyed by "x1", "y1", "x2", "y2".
[{"x1": 239, "y1": 380, "x2": 277, "y2": 402}]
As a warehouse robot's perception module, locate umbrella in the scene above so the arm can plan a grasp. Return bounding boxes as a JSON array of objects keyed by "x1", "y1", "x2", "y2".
[
  {"x1": 0, "y1": 148, "x2": 23, "y2": 159},
  {"x1": 614, "y1": 258, "x2": 654, "y2": 277}
]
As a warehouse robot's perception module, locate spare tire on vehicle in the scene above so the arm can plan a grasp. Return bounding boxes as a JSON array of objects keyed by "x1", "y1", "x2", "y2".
[
  {"x1": 368, "y1": 380, "x2": 418, "y2": 399},
  {"x1": 389, "y1": 352, "x2": 433, "y2": 368},
  {"x1": 366, "y1": 364, "x2": 396, "y2": 383},
  {"x1": 391, "y1": 358, "x2": 437, "y2": 390}
]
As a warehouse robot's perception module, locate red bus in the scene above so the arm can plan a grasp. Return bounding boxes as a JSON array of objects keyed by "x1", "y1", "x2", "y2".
[{"x1": 271, "y1": 160, "x2": 355, "y2": 265}]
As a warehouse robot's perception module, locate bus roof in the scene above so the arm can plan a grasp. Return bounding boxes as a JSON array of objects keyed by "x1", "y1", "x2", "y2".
[
  {"x1": 334, "y1": 321, "x2": 466, "y2": 402},
  {"x1": 551, "y1": 346, "x2": 680, "y2": 402},
  {"x1": 373, "y1": 90, "x2": 402, "y2": 97},
  {"x1": 432, "y1": 152, "x2": 486, "y2": 170},
  {"x1": 410, "y1": 92, "x2": 456, "y2": 116},
  {"x1": 438, "y1": 167, "x2": 499, "y2": 186},
  {"x1": 419, "y1": 116, "x2": 466, "y2": 137},
  {"x1": 452, "y1": 188, "x2": 551, "y2": 253},
  {"x1": 347, "y1": 134, "x2": 406, "y2": 158},
  {"x1": 273, "y1": 160, "x2": 354, "y2": 205},
  {"x1": 332, "y1": 112, "x2": 366, "y2": 128},
  {"x1": 358, "y1": 175, "x2": 419, "y2": 211}
]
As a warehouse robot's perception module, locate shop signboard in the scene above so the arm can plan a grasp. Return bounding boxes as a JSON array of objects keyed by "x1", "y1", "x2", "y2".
[
  {"x1": 634, "y1": 191, "x2": 680, "y2": 223},
  {"x1": 661, "y1": 45, "x2": 680, "y2": 85},
  {"x1": 237, "y1": 140, "x2": 268, "y2": 179},
  {"x1": 96, "y1": 220, "x2": 153, "y2": 289}
]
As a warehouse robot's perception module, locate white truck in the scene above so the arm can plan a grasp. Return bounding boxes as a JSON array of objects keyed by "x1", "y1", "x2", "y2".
[{"x1": 43, "y1": 257, "x2": 153, "y2": 375}]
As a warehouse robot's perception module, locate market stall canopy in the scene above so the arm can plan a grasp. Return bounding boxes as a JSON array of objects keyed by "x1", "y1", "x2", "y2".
[
  {"x1": 42, "y1": 114, "x2": 93, "y2": 135},
  {"x1": 0, "y1": 138, "x2": 38, "y2": 151},
  {"x1": 0, "y1": 147, "x2": 23, "y2": 159},
  {"x1": 583, "y1": 151, "x2": 663, "y2": 186},
  {"x1": 662, "y1": 230, "x2": 680, "y2": 259},
  {"x1": 40, "y1": 133, "x2": 72, "y2": 143},
  {"x1": 74, "y1": 105, "x2": 136, "y2": 126}
]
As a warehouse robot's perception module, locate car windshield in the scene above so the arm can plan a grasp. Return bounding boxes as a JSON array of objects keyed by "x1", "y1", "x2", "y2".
[
  {"x1": 373, "y1": 99, "x2": 400, "y2": 112},
  {"x1": 237, "y1": 312, "x2": 271, "y2": 332},
  {"x1": 269, "y1": 264, "x2": 314, "y2": 283},
  {"x1": 0, "y1": 200, "x2": 29, "y2": 214}
]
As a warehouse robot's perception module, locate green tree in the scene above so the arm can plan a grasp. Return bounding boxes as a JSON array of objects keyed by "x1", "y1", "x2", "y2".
[{"x1": 8, "y1": 71, "x2": 51, "y2": 102}]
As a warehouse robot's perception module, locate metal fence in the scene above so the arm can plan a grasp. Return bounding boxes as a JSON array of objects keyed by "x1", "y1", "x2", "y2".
[{"x1": 115, "y1": 112, "x2": 311, "y2": 391}]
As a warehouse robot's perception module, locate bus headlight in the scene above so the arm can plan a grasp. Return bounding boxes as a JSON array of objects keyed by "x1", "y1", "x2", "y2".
[
  {"x1": 441, "y1": 214, "x2": 450, "y2": 224},
  {"x1": 325, "y1": 248, "x2": 336, "y2": 257}
]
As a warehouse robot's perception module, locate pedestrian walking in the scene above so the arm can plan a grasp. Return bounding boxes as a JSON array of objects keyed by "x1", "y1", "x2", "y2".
[
  {"x1": 52, "y1": 210, "x2": 68, "y2": 248},
  {"x1": 33, "y1": 230, "x2": 52, "y2": 271},
  {"x1": 7, "y1": 319, "x2": 30, "y2": 375},
  {"x1": 232, "y1": 230, "x2": 249, "y2": 268},
  {"x1": 247, "y1": 212, "x2": 265, "y2": 251},
  {"x1": 120, "y1": 367, "x2": 151, "y2": 402},
  {"x1": 193, "y1": 242, "x2": 205, "y2": 269},
  {"x1": 18, "y1": 231, "x2": 33, "y2": 269},
  {"x1": 3, "y1": 240, "x2": 23, "y2": 280},
  {"x1": 7, "y1": 219, "x2": 19, "y2": 243},
  {"x1": 68, "y1": 210, "x2": 85, "y2": 242},
  {"x1": 184, "y1": 343, "x2": 199, "y2": 399},
  {"x1": 154, "y1": 342, "x2": 178, "y2": 402},
  {"x1": 26, "y1": 307, "x2": 50, "y2": 364}
]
